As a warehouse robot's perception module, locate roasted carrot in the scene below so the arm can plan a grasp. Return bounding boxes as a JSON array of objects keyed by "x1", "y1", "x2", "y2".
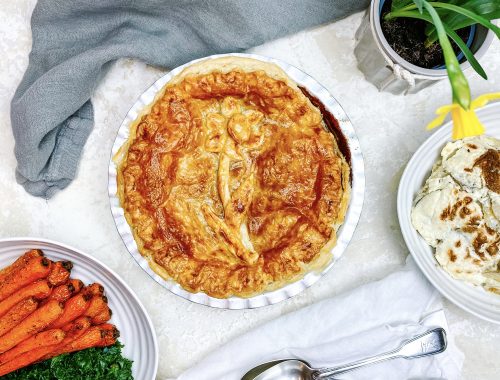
[
  {"x1": 39, "y1": 317, "x2": 92, "y2": 361},
  {"x1": 57, "y1": 317, "x2": 92, "y2": 348},
  {"x1": 0, "y1": 344, "x2": 60, "y2": 376},
  {"x1": 0, "y1": 257, "x2": 52, "y2": 302},
  {"x1": 0, "y1": 298, "x2": 38, "y2": 337},
  {"x1": 0, "y1": 249, "x2": 43, "y2": 284},
  {"x1": 49, "y1": 283, "x2": 75, "y2": 303},
  {"x1": 92, "y1": 306, "x2": 112, "y2": 325},
  {"x1": 42, "y1": 283, "x2": 74, "y2": 305},
  {"x1": 46, "y1": 283, "x2": 102, "y2": 326},
  {"x1": 0, "y1": 300, "x2": 63, "y2": 354},
  {"x1": 69, "y1": 278, "x2": 84, "y2": 294},
  {"x1": 93, "y1": 323, "x2": 119, "y2": 345},
  {"x1": 45, "y1": 324, "x2": 119, "y2": 359},
  {"x1": 48, "y1": 292, "x2": 92, "y2": 328},
  {"x1": 82, "y1": 283, "x2": 104, "y2": 297},
  {"x1": 47, "y1": 261, "x2": 73, "y2": 286},
  {"x1": 61, "y1": 316, "x2": 92, "y2": 334},
  {"x1": 43, "y1": 278, "x2": 85, "y2": 305},
  {"x1": 84, "y1": 295, "x2": 108, "y2": 318},
  {"x1": 0, "y1": 280, "x2": 51, "y2": 318},
  {"x1": 0, "y1": 329, "x2": 65, "y2": 365}
]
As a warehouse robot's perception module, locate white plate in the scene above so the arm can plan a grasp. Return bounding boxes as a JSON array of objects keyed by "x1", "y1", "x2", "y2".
[
  {"x1": 398, "y1": 102, "x2": 500, "y2": 324},
  {"x1": 0, "y1": 238, "x2": 158, "y2": 379},
  {"x1": 109, "y1": 53, "x2": 365, "y2": 309}
]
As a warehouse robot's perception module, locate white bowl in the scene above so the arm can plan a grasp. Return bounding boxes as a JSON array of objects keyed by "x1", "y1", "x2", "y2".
[
  {"x1": 108, "y1": 53, "x2": 365, "y2": 309},
  {"x1": 0, "y1": 238, "x2": 158, "y2": 379},
  {"x1": 398, "y1": 102, "x2": 500, "y2": 324}
]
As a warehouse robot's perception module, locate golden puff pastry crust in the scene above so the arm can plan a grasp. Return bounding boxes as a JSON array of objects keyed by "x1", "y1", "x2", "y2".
[{"x1": 116, "y1": 57, "x2": 351, "y2": 298}]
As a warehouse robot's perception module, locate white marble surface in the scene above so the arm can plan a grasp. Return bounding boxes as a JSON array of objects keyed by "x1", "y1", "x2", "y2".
[{"x1": 1, "y1": 2, "x2": 499, "y2": 379}]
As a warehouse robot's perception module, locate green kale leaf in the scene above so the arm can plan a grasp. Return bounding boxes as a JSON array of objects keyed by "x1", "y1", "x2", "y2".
[{"x1": 1, "y1": 341, "x2": 133, "y2": 380}]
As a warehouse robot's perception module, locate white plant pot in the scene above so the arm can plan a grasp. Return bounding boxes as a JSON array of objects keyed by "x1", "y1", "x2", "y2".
[{"x1": 354, "y1": 0, "x2": 495, "y2": 94}]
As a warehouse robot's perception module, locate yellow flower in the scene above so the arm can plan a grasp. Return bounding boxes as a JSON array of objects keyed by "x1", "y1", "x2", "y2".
[{"x1": 427, "y1": 93, "x2": 500, "y2": 140}]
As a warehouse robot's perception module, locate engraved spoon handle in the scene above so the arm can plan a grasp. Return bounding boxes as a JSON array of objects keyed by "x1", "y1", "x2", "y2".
[{"x1": 313, "y1": 328, "x2": 447, "y2": 379}]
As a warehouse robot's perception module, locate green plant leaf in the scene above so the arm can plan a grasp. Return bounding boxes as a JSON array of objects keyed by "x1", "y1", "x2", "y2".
[
  {"x1": 383, "y1": 0, "x2": 494, "y2": 85},
  {"x1": 431, "y1": 2, "x2": 500, "y2": 38},
  {"x1": 394, "y1": 0, "x2": 500, "y2": 41},
  {"x1": 391, "y1": 0, "x2": 415, "y2": 11},
  {"x1": 425, "y1": 0, "x2": 500, "y2": 42},
  {"x1": 446, "y1": 27, "x2": 488, "y2": 79},
  {"x1": 413, "y1": 0, "x2": 425, "y2": 13},
  {"x1": 390, "y1": 10, "x2": 488, "y2": 79},
  {"x1": 426, "y1": 9, "x2": 500, "y2": 44},
  {"x1": 475, "y1": 3, "x2": 499, "y2": 14},
  {"x1": 421, "y1": 0, "x2": 471, "y2": 109},
  {"x1": 444, "y1": 9, "x2": 500, "y2": 29}
]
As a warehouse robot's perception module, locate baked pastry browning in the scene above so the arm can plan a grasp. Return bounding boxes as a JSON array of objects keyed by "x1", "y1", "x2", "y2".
[{"x1": 116, "y1": 57, "x2": 350, "y2": 298}]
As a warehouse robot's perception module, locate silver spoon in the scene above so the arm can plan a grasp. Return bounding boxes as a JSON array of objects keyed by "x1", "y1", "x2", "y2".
[{"x1": 242, "y1": 327, "x2": 447, "y2": 380}]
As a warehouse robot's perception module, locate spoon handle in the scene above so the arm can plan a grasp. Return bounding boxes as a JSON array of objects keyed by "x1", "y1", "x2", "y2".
[{"x1": 313, "y1": 327, "x2": 447, "y2": 379}]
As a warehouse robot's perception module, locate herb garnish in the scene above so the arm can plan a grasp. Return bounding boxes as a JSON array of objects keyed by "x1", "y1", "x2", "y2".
[{"x1": 1, "y1": 341, "x2": 133, "y2": 380}]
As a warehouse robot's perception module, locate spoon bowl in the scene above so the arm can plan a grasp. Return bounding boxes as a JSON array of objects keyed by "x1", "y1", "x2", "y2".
[
  {"x1": 242, "y1": 328, "x2": 447, "y2": 380},
  {"x1": 252, "y1": 360, "x2": 314, "y2": 380},
  {"x1": 241, "y1": 360, "x2": 311, "y2": 380}
]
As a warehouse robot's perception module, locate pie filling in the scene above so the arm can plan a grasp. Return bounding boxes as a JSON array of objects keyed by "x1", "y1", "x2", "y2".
[{"x1": 117, "y1": 59, "x2": 350, "y2": 298}]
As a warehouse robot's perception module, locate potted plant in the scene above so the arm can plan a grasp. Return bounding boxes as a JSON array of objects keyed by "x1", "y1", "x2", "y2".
[{"x1": 354, "y1": 0, "x2": 499, "y2": 94}]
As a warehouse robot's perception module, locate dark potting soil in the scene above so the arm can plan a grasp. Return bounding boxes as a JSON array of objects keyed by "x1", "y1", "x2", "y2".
[{"x1": 381, "y1": 0, "x2": 470, "y2": 69}]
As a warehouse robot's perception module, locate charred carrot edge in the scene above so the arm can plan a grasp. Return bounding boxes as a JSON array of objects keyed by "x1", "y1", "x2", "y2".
[
  {"x1": 60, "y1": 316, "x2": 92, "y2": 334},
  {"x1": 0, "y1": 298, "x2": 38, "y2": 337},
  {"x1": 82, "y1": 283, "x2": 104, "y2": 297},
  {"x1": 42, "y1": 283, "x2": 74, "y2": 306},
  {"x1": 61, "y1": 261, "x2": 73, "y2": 271},
  {"x1": 48, "y1": 292, "x2": 92, "y2": 329},
  {"x1": 47, "y1": 261, "x2": 73, "y2": 287},
  {"x1": 44, "y1": 324, "x2": 119, "y2": 360},
  {"x1": 43, "y1": 278, "x2": 85, "y2": 306},
  {"x1": 0, "y1": 300, "x2": 64, "y2": 354},
  {"x1": 0, "y1": 280, "x2": 51, "y2": 318},
  {"x1": 40, "y1": 317, "x2": 92, "y2": 361},
  {"x1": 0, "y1": 250, "x2": 43, "y2": 283},
  {"x1": 84, "y1": 295, "x2": 108, "y2": 318},
  {"x1": 69, "y1": 279, "x2": 84, "y2": 294},
  {"x1": 95, "y1": 324, "x2": 120, "y2": 344},
  {"x1": 0, "y1": 257, "x2": 52, "y2": 302},
  {"x1": 0, "y1": 343, "x2": 60, "y2": 376},
  {"x1": 92, "y1": 306, "x2": 112, "y2": 325},
  {"x1": 91, "y1": 323, "x2": 119, "y2": 344},
  {"x1": 0, "y1": 329, "x2": 65, "y2": 365}
]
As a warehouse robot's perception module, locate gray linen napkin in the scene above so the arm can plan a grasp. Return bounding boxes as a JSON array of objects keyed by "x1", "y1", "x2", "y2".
[{"x1": 11, "y1": 0, "x2": 369, "y2": 198}]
